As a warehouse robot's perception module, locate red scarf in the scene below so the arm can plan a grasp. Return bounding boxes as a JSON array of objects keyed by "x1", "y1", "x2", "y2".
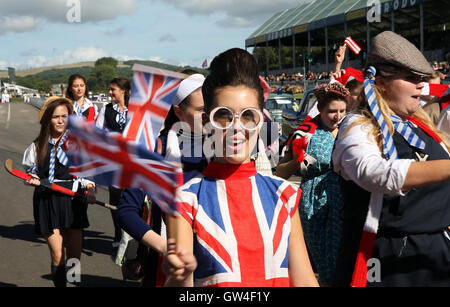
[{"x1": 289, "y1": 115, "x2": 320, "y2": 164}]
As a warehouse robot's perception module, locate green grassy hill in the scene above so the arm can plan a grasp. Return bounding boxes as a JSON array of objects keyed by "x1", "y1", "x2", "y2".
[{"x1": 9, "y1": 59, "x2": 208, "y2": 93}]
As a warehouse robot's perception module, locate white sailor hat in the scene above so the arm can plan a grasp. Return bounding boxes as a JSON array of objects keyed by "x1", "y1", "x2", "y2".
[{"x1": 173, "y1": 73, "x2": 205, "y2": 106}]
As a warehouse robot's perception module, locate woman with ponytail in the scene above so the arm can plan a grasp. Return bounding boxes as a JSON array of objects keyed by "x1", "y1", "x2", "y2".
[
  {"x1": 332, "y1": 31, "x2": 450, "y2": 287},
  {"x1": 96, "y1": 77, "x2": 131, "y2": 248}
]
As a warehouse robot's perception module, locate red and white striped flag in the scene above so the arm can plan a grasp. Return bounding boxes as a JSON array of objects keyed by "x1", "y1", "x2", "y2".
[{"x1": 345, "y1": 36, "x2": 361, "y2": 55}]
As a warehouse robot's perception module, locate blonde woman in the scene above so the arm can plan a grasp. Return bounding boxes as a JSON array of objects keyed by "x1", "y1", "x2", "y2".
[{"x1": 332, "y1": 31, "x2": 450, "y2": 287}]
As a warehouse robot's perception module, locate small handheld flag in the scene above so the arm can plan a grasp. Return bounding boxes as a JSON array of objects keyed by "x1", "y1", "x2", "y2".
[
  {"x1": 123, "y1": 64, "x2": 186, "y2": 152},
  {"x1": 345, "y1": 36, "x2": 361, "y2": 55},
  {"x1": 67, "y1": 116, "x2": 183, "y2": 216}
]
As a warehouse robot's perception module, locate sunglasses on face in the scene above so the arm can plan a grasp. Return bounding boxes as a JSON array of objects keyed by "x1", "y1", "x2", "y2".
[
  {"x1": 209, "y1": 106, "x2": 263, "y2": 131},
  {"x1": 396, "y1": 73, "x2": 426, "y2": 84}
]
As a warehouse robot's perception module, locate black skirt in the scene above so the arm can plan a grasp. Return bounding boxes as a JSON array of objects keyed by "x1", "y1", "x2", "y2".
[{"x1": 33, "y1": 185, "x2": 89, "y2": 236}]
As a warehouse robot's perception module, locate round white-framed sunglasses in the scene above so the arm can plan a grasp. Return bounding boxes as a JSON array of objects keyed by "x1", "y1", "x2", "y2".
[{"x1": 209, "y1": 106, "x2": 264, "y2": 131}]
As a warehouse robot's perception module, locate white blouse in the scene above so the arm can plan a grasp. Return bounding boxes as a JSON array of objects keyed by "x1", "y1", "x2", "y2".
[
  {"x1": 332, "y1": 113, "x2": 414, "y2": 196},
  {"x1": 73, "y1": 98, "x2": 99, "y2": 121}
]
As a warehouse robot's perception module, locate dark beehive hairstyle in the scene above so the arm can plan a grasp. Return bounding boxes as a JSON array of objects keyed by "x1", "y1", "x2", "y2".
[{"x1": 202, "y1": 48, "x2": 264, "y2": 113}]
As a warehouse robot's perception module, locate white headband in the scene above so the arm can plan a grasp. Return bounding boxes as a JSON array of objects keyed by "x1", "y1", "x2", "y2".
[{"x1": 173, "y1": 73, "x2": 205, "y2": 105}]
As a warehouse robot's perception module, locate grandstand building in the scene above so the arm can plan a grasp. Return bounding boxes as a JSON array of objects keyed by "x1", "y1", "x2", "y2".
[{"x1": 246, "y1": 0, "x2": 450, "y2": 76}]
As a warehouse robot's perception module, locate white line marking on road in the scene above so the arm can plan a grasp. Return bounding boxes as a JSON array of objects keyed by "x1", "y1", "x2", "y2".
[{"x1": 5, "y1": 102, "x2": 11, "y2": 129}]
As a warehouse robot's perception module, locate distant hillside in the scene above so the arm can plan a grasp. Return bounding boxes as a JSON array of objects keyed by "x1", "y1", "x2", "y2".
[
  {"x1": 6, "y1": 59, "x2": 208, "y2": 93},
  {"x1": 1, "y1": 59, "x2": 207, "y2": 81}
]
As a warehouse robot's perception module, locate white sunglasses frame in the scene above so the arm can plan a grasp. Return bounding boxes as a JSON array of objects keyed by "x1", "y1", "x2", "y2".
[{"x1": 208, "y1": 106, "x2": 264, "y2": 131}]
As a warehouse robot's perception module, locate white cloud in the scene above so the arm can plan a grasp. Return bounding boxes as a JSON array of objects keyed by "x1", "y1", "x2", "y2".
[
  {"x1": 0, "y1": 0, "x2": 136, "y2": 34},
  {"x1": 150, "y1": 0, "x2": 312, "y2": 28},
  {"x1": 148, "y1": 56, "x2": 189, "y2": 67},
  {"x1": 0, "y1": 16, "x2": 41, "y2": 34},
  {"x1": 114, "y1": 54, "x2": 145, "y2": 62},
  {"x1": 19, "y1": 46, "x2": 109, "y2": 68},
  {"x1": 148, "y1": 56, "x2": 165, "y2": 63}
]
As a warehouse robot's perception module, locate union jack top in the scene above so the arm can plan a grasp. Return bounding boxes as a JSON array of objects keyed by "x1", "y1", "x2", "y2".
[{"x1": 177, "y1": 161, "x2": 301, "y2": 287}]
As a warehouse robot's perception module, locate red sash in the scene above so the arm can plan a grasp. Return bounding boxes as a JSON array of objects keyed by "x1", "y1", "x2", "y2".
[{"x1": 87, "y1": 106, "x2": 95, "y2": 122}]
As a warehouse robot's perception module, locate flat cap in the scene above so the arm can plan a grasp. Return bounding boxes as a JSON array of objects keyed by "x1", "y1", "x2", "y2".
[{"x1": 367, "y1": 31, "x2": 433, "y2": 76}]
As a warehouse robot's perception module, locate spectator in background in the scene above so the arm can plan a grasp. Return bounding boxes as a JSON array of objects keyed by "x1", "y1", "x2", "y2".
[
  {"x1": 66, "y1": 74, "x2": 98, "y2": 123},
  {"x1": 276, "y1": 83, "x2": 349, "y2": 286},
  {"x1": 431, "y1": 60, "x2": 439, "y2": 71},
  {"x1": 331, "y1": 45, "x2": 364, "y2": 112},
  {"x1": 96, "y1": 77, "x2": 132, "y2": 254},
  {"x1": 2, "y1": 91, "x2": 10, "y2": 103}
]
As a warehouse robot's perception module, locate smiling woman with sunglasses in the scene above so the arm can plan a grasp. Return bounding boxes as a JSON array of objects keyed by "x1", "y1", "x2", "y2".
[{"x1": 162, "y1": 48, "x2": 319, "y2": 287}]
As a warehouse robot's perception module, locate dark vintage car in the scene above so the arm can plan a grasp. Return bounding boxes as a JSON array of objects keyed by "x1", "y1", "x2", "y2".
[
  {"x1": 264, "y1": 93, "x2": 297, "y2": 132},
  {"x1": 279, "y1": 89, "x2": 317, "y2": 152}
]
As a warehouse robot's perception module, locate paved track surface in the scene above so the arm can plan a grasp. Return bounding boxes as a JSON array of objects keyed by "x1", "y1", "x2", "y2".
[{"x1": 0, "y1": 102, "x2": 139, "y2": 287}]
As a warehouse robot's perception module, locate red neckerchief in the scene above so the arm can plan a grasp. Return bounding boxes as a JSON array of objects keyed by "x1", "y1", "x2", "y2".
[
  {"x1": 202, "y1": 161, "x2": 257, "y2": 180},
  {"x1": 408, "y1": 116, "x2": 443, "y2": 143}
]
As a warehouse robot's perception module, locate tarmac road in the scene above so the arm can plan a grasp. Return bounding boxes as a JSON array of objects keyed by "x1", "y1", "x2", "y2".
[{"x1": 0, "y1": 102, "x2": 139, "y2": 287}]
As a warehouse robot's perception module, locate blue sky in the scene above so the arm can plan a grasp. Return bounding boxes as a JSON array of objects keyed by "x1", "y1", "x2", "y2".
[{"x1": 0, "y1": 0, "x2": 309, "y2": 70}]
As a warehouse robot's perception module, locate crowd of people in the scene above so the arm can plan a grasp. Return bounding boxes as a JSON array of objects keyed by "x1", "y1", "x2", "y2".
[
  {"x1": 265, "y1": 71, "x2": 331, "y2": 84},
  {"x1": 17, "y1": 30, "x2": 450, "y2": 288}
]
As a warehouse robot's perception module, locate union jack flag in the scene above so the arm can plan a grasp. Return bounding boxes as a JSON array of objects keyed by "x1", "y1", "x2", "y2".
[
  {"x1": 176, "y1": 165, "x2": 300, "y2": 286},
  {"x1": 66, "y1": 116, "x2": 183, "y2": 216},
  {"x1": 123, "y1": 64, "x2": 186, "y2": 151}
]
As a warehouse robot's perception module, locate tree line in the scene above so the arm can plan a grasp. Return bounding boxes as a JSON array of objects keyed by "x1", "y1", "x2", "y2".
[{"x1": 16, "y1": 57, "x2": 207, "y2": 94}]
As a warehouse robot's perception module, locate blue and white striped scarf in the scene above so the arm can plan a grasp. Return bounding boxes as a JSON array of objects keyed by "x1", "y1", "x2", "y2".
[
  {"x1": 73, "y1": 99, "x2": 90, "y2": 117},
  {"x1": 364, "y1": 66, "x2": 425, "y2": 160},
  {"x1": 112, "y1": 103, "x2": 128, "y2": 127},
  {"x1": 48, "y1": 131, "x2": 69, "y2": 183}
]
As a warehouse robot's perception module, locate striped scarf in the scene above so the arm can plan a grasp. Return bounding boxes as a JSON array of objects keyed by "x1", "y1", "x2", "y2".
[
  {"x1": 48, "y1": 131, "x2": 69, "y2": 183},
  {"x1": 351, "y1": 67, "x2": 427, "y2": 287},
  {"x1": 113, "y1": 103, "x2": 128, "y2": 127},
  {"x1": 73, "y1": 100, "x2": 84, "y2": 117}
]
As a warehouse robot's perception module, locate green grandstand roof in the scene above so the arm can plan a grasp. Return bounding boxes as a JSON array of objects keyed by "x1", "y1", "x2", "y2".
[{"x1": 247, "y1": 0, "x2": 393, "y2": 41}]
